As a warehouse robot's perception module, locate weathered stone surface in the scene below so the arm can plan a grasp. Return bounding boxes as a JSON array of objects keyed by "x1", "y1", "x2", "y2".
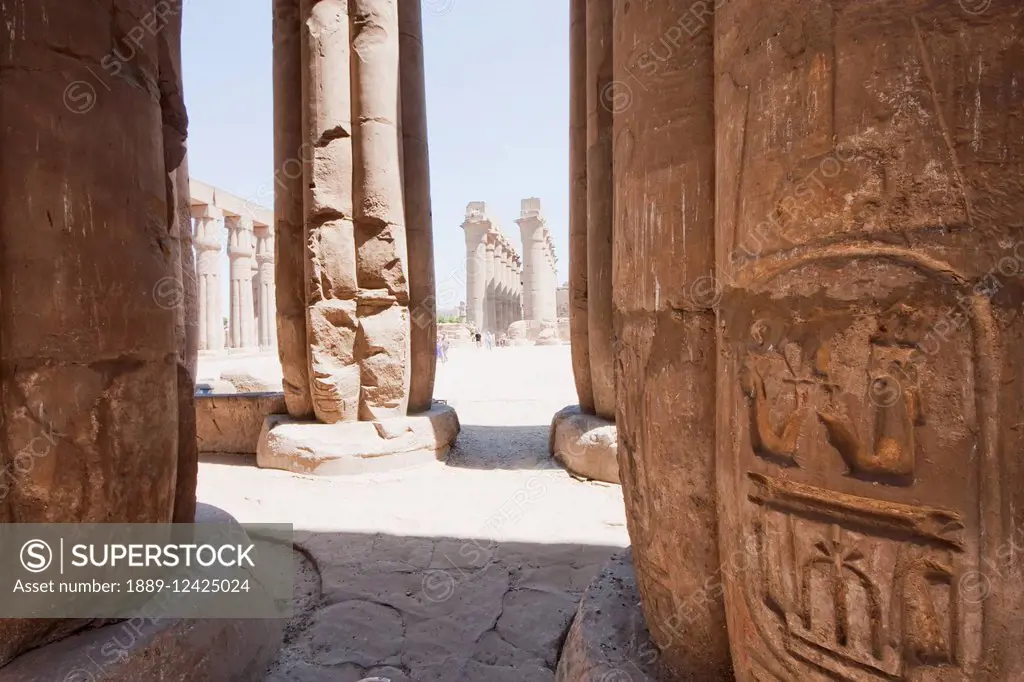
[
  {"x1": 196, "y1": 392, "x2": 288, "y2": 455},
  {"x1": 257, "y1": 404, "x2": 459, "y2": 475},
  {"x1": 0, "y1": 0, "x2": 190, "y2": 664},
  {"x1": 306, "y1": 601, "x2": 404, "y2": 667},
  {"x1": 556, "y1": 550, "x2": 658, "y2": 682},
  {"x1": 0, "y1": 614, "x2": 282, "y2": 682},
  {"x1": 302, "y1": 0, "x2": 361, "y2": 424},
  {"x1": 714, "y1": 2, "x2": 1024, "y2": 680},
  {"x1": 549, "y1": 405, "x2": 619, "y2": 484},
  {"x1": 496, "y1": 588, "x2": 578, "y2": 667},
  {"x1": 221, "y1": 371, "x2": 280, "y2": 393},
  {"x1": 611, "y1": 1, "x2": 730, "y2": 678}
]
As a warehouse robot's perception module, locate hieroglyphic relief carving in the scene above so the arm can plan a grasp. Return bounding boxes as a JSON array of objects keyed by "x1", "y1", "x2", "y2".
[{"x1": 731, "y1": 287, "x2": 975, "y2": 682}]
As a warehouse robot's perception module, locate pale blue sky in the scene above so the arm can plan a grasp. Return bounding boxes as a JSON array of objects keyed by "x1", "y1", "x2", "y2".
[{"x1": 182, "y1": 1, "x2": 570, "y2": 310}]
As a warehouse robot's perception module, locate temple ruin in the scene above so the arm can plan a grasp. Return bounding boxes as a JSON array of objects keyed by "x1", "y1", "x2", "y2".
[{"x1": 2, "y1": 0, "x2": 1023, "y2": 680}]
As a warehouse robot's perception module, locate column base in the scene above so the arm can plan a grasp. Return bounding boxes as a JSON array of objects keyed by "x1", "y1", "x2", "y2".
[
  {"x1": 556, "y1": 549, "x2": 660, "y2": 681},
  {"x1": 256, "y1": 403, "x2": 460, "y2": 476},
  {"x1": 0, "y1": 504, "x2": 284, "y2": 681},
  {"x1": 549, "y1": 405, "x2": 619, "y2": 484}
]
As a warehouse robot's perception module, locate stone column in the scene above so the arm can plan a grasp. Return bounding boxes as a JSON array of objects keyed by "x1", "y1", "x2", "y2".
[
  {"x1": 713, "y1": 2, "x2": 1024, "y2": 680},
  {"x1": 611, "y1": 0, "x2": 728, "y2": 678},
  {"x1": 193, "y1": 205, "x2": 225, "y2": 352},
  {"x1": 463, "y1": 203, "x2": 490, "y2": 331},
  {"x1": 250, "y1": 239, "x2": 260, "y2": 348},
  {"x1": 0, "y1": 0, "x2": 187, "y2": 664},
  {"x1": 484, "y1": 234, "x2": 497, "y2": 333},
  {"x1": 227, "y1": 216, "x2": 256, "y2": 350},
  {"x1": 274, "y1": 0, "x2": 314, "y2": 418},
  {"x1": 400, "y1": 0, "x2": 438, "y2": 414},
  {"x1": 256, "y1": 229, "x2": 277, "y2": 349},
  {"x1": 570, "y1": 0, "x2": 594, "y2": 412},
  {"x1": 517, "y1": 198, "x2": 546, "y2": 321},
  {"x1": 501, "y1": 247, "x2": 513, "y2": 332},
  {"x1": 301, "y1": 0, "x2": 360, "y2": 423},
  {"x1": 586, "y1": 0, "x2": 615, "y2": 419}
]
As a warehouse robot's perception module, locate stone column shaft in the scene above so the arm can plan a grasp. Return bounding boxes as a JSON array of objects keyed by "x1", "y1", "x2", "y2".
[
  {"x1": 227, "y1": 218, "x2": 255, "y2": 349},
  {"x1": 612, "y1": 1, "x2": 728, "y2": 678},
  {"x1": 484, "y1": 237, "x2": 496, "y2": 333},
  {"x1": 586, "y1": 0, "x2": 615, "y2": 418},
  {"x1": 570, "y1": 0, "x2": 594, "y2": 410},
  {"x1": 464, "y1": 222, "x2": 487, "y2": 330},
  {"x1": 273, "y1": 0, "x2": 314, "y2": 417},
  {"x1": 399, "y1": 0, "x2": 437, "y2": 413},
  {"x1": 302, "y1": 0, "x2": 360, "y2": 423},
  {"x1": 351, "y1": 0, "x2": 410, "y2": 420},
  {"x1": 256, "y1": 230, "x2": 276, "y2": 349},
  {"x1": 194, "y1": 207, "x2": 225, "y2": 352}
]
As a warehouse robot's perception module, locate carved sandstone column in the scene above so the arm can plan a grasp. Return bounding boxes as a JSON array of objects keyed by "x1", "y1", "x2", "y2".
[
  {"x1": 256, "y1": 229, "x2": 277, "y2": 349},
  {"x1": 0, "y1": 0, "x2": 186, "y2": 664},
  {"x1": 227, "y1": 216, "x2": 255, "y2": 350},
  {"x1": 569, "y1": 0, "x2": 595, "y2": 414},
  {"x1": 586, "y1": 0, "x2": 615, "y2": 419},
  {"x1": 273, "y1": 0, "x2": 315, "y2": 417},
  {"x1": 517, "y1": 199, "x2": 546, "y2": 322},
  {"x1": 463, "y1": 204, "x2": 490, "y2": 332},
  {"x1": 399, "y1": 0, "x2": 437, "y2": 413},
  {"x1": 612, "y1": 1, "x2": 730, "y2": 678},
  {"x1": 484, "y1": 234, "x2": 497, "y2": 334},
  {"x1": 715, "y1": 2, "x2": 1024, "y2": 679},
  {"x1": 301, "y1": 0, "x2": 360, "y2": 423},
  {"x1": 260, "y1": 0, "x2": 458, "y2": 474},
  {"x1": 194, "y1": 205, "x2": 225, "y2": 352}
]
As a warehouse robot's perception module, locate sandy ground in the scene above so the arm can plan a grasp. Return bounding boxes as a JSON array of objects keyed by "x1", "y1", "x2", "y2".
[{"x1": 197, "y1": 344, "x2": 630, "y2": 681}]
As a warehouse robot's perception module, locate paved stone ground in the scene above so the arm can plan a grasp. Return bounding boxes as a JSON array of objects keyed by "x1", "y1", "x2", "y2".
[{"x1": 197, "y1": 344, "x2": 630, "y2": 682}]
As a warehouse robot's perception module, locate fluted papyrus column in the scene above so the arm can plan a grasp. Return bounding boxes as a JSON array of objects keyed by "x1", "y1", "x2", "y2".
[
  {"x1": 586, "y1": 0, "x2": 615, "y2": 418},
  {"x1": 517, "y1": 199, "x2": 547, "y2": 322},
  {"x1": 399, "y1": 0, "x2": 437, "y2": 413},
  {"x1": 273, "y1": 0, "x2": 314, "y2": 417},
  {"x1": 463, "y1": 205, "x2": 490, "y2": 331},
  {"x1": 193, "y1": 205, "x2": 225, "y2": 352},
  {"x1": 256, "y1": 229, "x2": 277, "y2": 349},
  {"x1": 569, "y1": 0, "x2": 594, "y2": 413},
  {"x1": 227, "y1": 216, "x2": 256, "y2": 350},
  {"x1": 301, "y1": 0, "x2": 360, "y2": 422},
  {"x1": 484, "y1": 235, "x2": 497, "y2": 333},
  {"x1": 612, "y1": 0, "x2": 728, "y2": 678},
  {"x1": 250, "y1": 242, "x2": 260, "y2": 347}
]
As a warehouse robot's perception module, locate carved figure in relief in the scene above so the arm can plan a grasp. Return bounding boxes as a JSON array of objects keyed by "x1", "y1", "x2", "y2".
[{"x1": 817, "y1": 326, "x2": 924, "y2": 486}]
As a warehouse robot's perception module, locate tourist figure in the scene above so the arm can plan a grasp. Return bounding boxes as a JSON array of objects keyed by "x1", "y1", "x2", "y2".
[
  {"x1": 475, "y1": 332, "x2": 482, "y2": 348},
  {"x1": 442, "y1": 334, "x2": 451, "y2": 361},
  {"x1": 484, "y1": 331, "x2": 493, "y2": 351},
  {"x1": 436, "y1": 336, "x2": 446, "y2": 364}
]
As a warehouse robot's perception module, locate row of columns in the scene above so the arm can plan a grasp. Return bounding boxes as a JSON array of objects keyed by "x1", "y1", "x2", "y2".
[
  {"x1": 192, "y1": 203, "x2": 277, "y2": 353},
  {"x1": 462, "y1": 202, "x2": 523, "y2": 334},
  {"x1": 516, "y1": 198, "x2": 558, "y2": 322}
]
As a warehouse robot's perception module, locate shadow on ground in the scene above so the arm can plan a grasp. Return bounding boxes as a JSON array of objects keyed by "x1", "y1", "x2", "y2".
[{"x1": 269, "y1": 530, "x2": 623, "y2": 682}]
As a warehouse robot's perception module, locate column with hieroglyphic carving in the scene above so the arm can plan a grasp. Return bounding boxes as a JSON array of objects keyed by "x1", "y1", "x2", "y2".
[{"x1": 714, "y1": 1, "x2": 1024, "y2": 680}]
